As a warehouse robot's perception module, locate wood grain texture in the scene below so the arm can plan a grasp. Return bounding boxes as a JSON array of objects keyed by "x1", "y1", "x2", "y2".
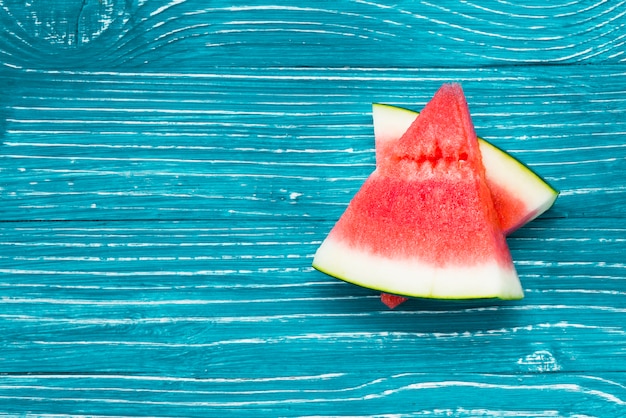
[
  {"x1": 1, "y1": 66, "x2": 624, "y2": 221},
  {"x1": 1, "y1": 0, "x2": 626, "y2": 417},
  {"x1": 1, "y1": 0, "x2": 626, "y2": 69}
]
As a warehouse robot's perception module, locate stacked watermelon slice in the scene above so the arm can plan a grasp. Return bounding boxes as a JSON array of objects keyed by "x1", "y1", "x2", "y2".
[{"x1": 313, "y1": 84, "x2": 558, "y2": 307}]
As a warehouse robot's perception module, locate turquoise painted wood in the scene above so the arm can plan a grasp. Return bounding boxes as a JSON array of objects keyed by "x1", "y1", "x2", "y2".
[{"x1": 1, "y1": 1, "x2": 626, "y2": 416}]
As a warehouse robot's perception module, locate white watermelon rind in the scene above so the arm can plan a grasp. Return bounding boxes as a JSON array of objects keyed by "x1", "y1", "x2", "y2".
[{"x1": 313, "y1": 238, "x2": 524, "y2": 300}]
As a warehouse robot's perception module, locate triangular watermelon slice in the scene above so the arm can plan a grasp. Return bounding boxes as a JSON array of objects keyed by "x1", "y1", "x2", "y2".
[
  {"x1": 372, "y1": 103, "x2": 558, "y2": 308},
  {"x1": 313, "y1": 84, "x2": 523, "y2": 300},
  {"x1": 373, "y1": 103, "x2": 558, "y2": 235}
]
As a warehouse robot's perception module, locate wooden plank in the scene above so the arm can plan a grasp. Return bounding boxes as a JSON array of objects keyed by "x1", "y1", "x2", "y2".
[
  {"x1": 0, "y1": 372, "x2": 625, "y2": 416},
  {"x1": 2, "y1": 66, "x2": 625, "y2": 221},
  {"x1": 1, "y1": 1, "x2": 626, "y2": 69},
  {"x1": 0, "y1": 217, "x2": 624, "y2": 376}
]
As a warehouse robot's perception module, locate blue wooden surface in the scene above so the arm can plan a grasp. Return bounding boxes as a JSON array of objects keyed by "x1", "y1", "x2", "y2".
[{"x1": 1, "y1": 1, "x2": 626, "y2": 416}]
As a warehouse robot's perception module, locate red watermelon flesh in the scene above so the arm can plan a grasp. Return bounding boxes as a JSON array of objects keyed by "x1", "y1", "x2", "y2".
[
  {"x1": 313, "y1": 84, "x2": 523, "y2": 300},
  {"x1": 372, "y1": 103, "x2": 558, "y2": 236},
  {"x1": 380, "y1": 293, "x2": 409, "y2": 309}
]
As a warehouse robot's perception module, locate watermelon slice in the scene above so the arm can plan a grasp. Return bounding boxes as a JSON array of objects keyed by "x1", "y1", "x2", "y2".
[
  {"x1": 380, "y1": 293, "x2": 410, "y2": 309},
  {"x1": 373, "y1": 103, "x2": 558, "y2": 235},
  {"x1": 313, "y1": 84, "x2": 523, "y2": 300},
  {"x1": 372, "y1": 103, "x2": 558, "y2": 308}
]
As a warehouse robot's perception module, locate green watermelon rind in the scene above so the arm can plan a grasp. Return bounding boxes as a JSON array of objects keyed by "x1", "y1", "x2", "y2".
[{"x1": 312, "y1": 261, "x2": 522, "y2": 300}]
